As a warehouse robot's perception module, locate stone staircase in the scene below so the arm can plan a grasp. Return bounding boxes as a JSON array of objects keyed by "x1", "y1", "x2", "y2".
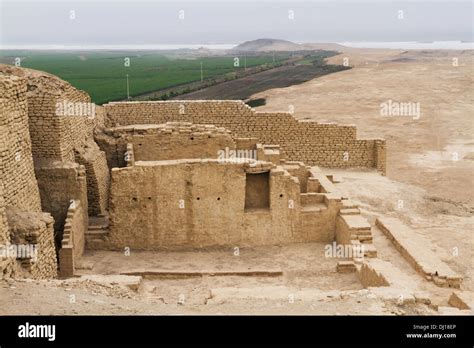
[
  {"x1": 337, "y1": 200, "x2": 377, "y2": 258},
  {"x1": 85, "y1": 215, "x2": 110, "y2": 250}
]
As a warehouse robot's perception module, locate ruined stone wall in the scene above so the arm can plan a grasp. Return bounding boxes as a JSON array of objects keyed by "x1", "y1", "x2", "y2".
[
  {"x1": 0, "y1": 75, "x2": 42, "y2": 212},
  {"x1": 106, "y1": 160, "x2": 340, "y2": 250},
  {"x1": 104, "y1": 101, "x2": 386, "y2": 172}
]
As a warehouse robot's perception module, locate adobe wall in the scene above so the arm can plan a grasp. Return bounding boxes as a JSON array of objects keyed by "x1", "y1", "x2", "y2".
[
  {"x1": 1, "y1": 65, "x2": 94, "y2": 162},
  {"x1": 35, "y1": 161, "x2": 88, "y2": 247},
  {"x1": 98, "y1": 122, "x2": 236, "y2": 168},
  {"x1": 6, "y1": 208, "x2": 58, "y2": 279},
  {"x1": 106, "y1": 160, "x2": 341, "y2": 250},
  {"x1": 0, "y1": 185, "x2": 8, "y2": 245},
  {"x1": 104, "y1": 101, "x2": 386, "y2": 173},
  {"x1": 0, "y1": 184, "x2": 15, "y2": 279},
  {"x1": 75, "y1": 142, "x2": 110, "y2": 215},
  {"x1": 59, "y1": 199, "x2": 87, "y2": 278},
  {"x1": 0, "y1": 65, "x2": 110, "y2": 217},
  {"x1": 0, "y1": 75, "x2": 42, "y2": 212}
]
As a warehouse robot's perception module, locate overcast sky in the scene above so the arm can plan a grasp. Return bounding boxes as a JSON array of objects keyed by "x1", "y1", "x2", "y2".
[{"x1": 0, "y1": 0, "x2": 472, "y2": 47}]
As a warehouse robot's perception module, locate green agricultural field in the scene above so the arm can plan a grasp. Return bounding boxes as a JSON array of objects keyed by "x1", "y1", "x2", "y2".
[{"x1": 0, "y1": 51, "x2": 287, "y2": 104}]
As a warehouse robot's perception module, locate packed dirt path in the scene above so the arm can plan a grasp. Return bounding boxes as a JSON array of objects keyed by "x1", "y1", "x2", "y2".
[{"x1": 252, "y1": 48, "x2": 474, "y2": 206}]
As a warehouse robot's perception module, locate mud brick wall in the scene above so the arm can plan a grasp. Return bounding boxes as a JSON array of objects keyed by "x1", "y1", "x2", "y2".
[
  {"x1": 375, "y1": 140, "x2": 387, "y2": 175},
  {"x1": 6, "y1": 208, "x2": 58, "y2": 279},
  {"x1": 93, "y1": 105, "x2": 106, "y2": 132},
  {"x1": 75, "y1": 141, "x2": 110, "y2": 215},
  {"x1": 59, "y1": 88, "x2": 95, "y2": 160},
  {"x1": 108, "y1": 160, "x2": 296, "y2": 249},
  {"x1": 0, "y1": 65, "x2": 111, "y2": 216},
  {"x1": 106, "y1": 160, "x2": 342, "y2": 250},
  {"x1": 27, "y1": 77, "x2": 109, "y2": 216},
  {"x1": 101, "y1": 122, "x2": 236, "y2": 166},
  {"x1": 0, "y1": 75, "x2": 42, "y2": 212},
  {"x1": 104, "y1": 101, "x2": 386, "y2": 173},
  {"x1": 28, "y1": 94, "x2": 73, "y2": 161},
  {"x1": 59, "y1": 199, "x2": 87, "y2": 278},
  {"x1": 27, "y1": 82, "x2": 92, "y2": 162},
  {"x1": 0, "y1": 183, "x2": 16, "y2": 279},
  {"x1": 0, "y1": 184, "x2": 9, "y2": 245},
  {"x1": 35, "y1": 161, "x2": 88, "y2": 247}
]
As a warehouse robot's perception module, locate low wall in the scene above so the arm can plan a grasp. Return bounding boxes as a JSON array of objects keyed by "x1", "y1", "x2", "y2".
[
  {"x1": 104, "y1": 101, "x2": 386, "y2": 173},
  {"x1": 59, "y1": 200, "x2": 87, "y2": 278},
  {"x1": 376, "y1": 218, "x2": 462, "y2": 288}
]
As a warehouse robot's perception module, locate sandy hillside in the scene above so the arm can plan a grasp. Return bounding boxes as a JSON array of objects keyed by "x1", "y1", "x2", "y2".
[{"x1": 251, "y1": 47, "x2": 474, "y2": 207}]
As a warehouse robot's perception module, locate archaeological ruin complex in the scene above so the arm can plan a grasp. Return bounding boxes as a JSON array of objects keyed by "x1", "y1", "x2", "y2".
[{"x1": 1, "y1": 64, "x2": 463, "y2": 295}]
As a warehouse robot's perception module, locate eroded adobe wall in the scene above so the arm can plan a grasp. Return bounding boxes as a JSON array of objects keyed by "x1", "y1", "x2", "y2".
[
  {"x1": 104, "y1": 101, "x2": 386, "y2": 173},
  {"x1": 0, "y1": 75, "x2": 42, "y2": 212},
  {"x1": 0, "y1": 65, "x2": 111, "y2": 217},
  {"x1": 75, "y1": 141, "x2": 110, "y2": 215},
  {"x1": 27, "y1": 75, "x2": 110, "y2": 216},
  {"x1": 106, "y1": 160, "x2": 338, "y2": 250},
  {"x1": 0, "y1": 184, "x2": 15, "y2": 279},
  {"x1": 35, "y1": 161, "x2": 88, "y2": 247},
  {"x1": 0, "y1": 185, "x2": 8, "y2": 245},
  {"x1": 6, "y1": 208, "x2": 58, "y2": 279},
  {"x1": 99, "y1": 122, "x2": 236, "y2": 166},
  {"x1": 59, "y1": 199, "x2": 87, "y2": 278}
]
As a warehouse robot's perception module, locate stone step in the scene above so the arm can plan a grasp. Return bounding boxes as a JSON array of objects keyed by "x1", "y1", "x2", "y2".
[
  {"x1": 300, "y1": 193, "x2": 326, "y2": 205},
  {"x1": 358, "y1": 235, "x2": 373, "y2": 243},
  {"x1": 337, "y1": 261, "x2": 356, "y2": 273},
  {"x1": 88, "y1": 224, "x2": 109, "y2": 231},
  {"x1": 363, "y1": 244, "x2": 378, "y2": 258},
  {"x1": 341, "y1": 199, "x2": 359, "y2": 209},
  {"x1": 301, "y1": 203, "x2": 328, "y2": 213},
  {"x1": 355, "y1": 229, "x2": 373, "y2": 236},
  {"x1": 339, "y1": 208, "x2": 360, "y2": 215},
  {"x1": 86, "y1": 228, "x2": 108, "y2": 236},
  {"x1": 85, "y1": 229, "x2": 109, "y2": 244}
]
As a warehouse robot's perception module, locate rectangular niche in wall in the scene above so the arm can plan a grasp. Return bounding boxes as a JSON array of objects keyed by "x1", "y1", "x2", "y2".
[{"x1": 244, "y1": 171, "x2": 270, "y2": 211}]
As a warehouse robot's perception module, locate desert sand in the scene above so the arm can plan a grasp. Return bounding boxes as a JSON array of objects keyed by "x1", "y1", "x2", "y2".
[{"x1": 252, "y1": 48, "x2": 474, "y2": 206}]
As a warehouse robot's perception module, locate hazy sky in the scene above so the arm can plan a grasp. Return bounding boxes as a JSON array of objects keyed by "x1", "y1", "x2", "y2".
[{"x1": 0, "y1": 0, "x2": 472, "y2": 46}]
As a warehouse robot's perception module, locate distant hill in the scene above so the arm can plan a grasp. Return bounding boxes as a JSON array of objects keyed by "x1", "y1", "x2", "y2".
[
  {"x1": 232, "y1": 38, "x2": 349, "y2": 52},
  {"x1": 232, "y1": 38, "x2": 303, "y2": 52}
]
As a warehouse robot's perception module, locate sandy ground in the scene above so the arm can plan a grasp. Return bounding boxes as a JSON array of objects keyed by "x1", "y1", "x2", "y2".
[{"x1": 0, "y1": 241, "x2": 436, "y2": 315}]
